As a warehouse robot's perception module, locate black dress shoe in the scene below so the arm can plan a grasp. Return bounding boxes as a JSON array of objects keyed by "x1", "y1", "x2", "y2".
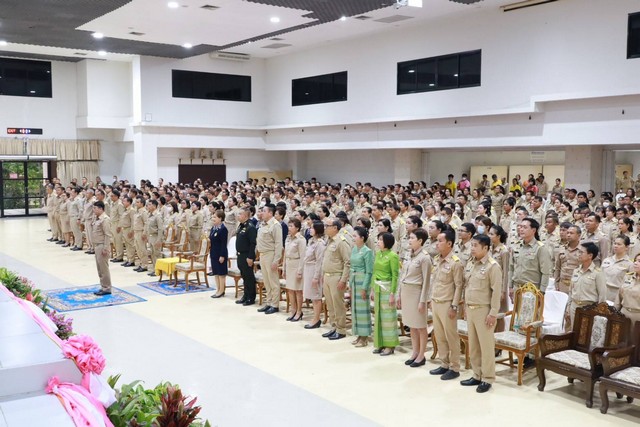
[
  {"x1": 328, "y1": 332, "x2": 346, "y2": 340},
  {"x1": 291, "y1": 313, "x2": 303, "y2": 322},
  {"x1": 147, "y1": 272, "x2": 157, "y2": 277},
  {"x1": 56, "y1": 240, "x2": 65, "y2": 245},
  {"x1": 429, "y1": 367, "x2": 449, "y2": 375},
  {"x1": 410, "y1": 359, "x2": 426, "y2": 368},
  {"x1": 304, "y1": 320, "x2": 321, "y2": 329},
  {"x1": 133, "y1": 266, "x2": 143, "y2": 272},
  {"x1": 242, "y1": 300, "x2": 255, "y2": 306},
  {"x1": 110, "y1": 258, "x2": 123, "y2": 263},
  {"x1": 257, "y1": 305, "x2": 271, "y2": 313},
  {"x1": 322, "y1": 329, "x2": 337, "y2": 338},
  {"x1": 235, "y1": 298, "x2": 246, "y2": 304},
  {"x1": 476, "y1": 382, "x2": 492, "y2": 393},
  {"x1": 207, "y1": 272, "x2": 215, "y2": 276},
  {"x1": 61, "y1": 243, "x2": 70, "y2": 248},
  {"x1": 137, "y1": 268, "x2": 148, "y2": 273},
  {"x1": 441, "y1": 370, "x2": 460, "y2": 381},
  {"x1": 93, "y1": 290, "x2": 112, "y2": 296},
  {"x1": 372, "y1": 348, "x2": 383, "y2": 354},
  {"x1": 123, "y1": 262, "x2": 134, "y2": 267},
  {"x1": 286, "y1": 314, "x2": 295, "y2": 321},
  {"x1": 264, "y1": 306, "x2": 279, "y2": 314},
  {"x1": 210, "y1": 293, "x2": 225, "y2": 299},
  {"x1": 71, "y1": 246, "x2": 82, "y2": 251},
  {"x1": 460, "y1": 378, "x2": 482, "y2": 386},
  {"x1": 47, "y1": 238, "x2": 55, "y2": 242},
  {"x1": 405, "y1": 358, "x2": 416, "y2": 366}
]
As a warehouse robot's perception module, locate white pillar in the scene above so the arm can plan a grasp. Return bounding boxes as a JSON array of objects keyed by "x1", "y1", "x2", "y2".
[
  {"x1": 394, "y1": 149, "x2": 422, "y2": 185},
  {"x1": 564, "y1": 145, "x2": 604, "y2": 194}
]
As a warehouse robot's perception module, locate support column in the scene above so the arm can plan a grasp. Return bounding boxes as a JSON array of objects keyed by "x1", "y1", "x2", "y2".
[
  {"x1": 564, "y1": 145, "x2": 605, "y2": 194},
  {"x1": 394, "y1": 149, "x2": 422, "y2": 185},
  {"x1": 132, "y1": 129, "x2": 157, "y2": 184}
]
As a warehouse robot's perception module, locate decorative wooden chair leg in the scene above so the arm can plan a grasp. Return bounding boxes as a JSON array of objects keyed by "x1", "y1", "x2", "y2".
[
  {"x1": 537, "y1": 367, "x2": 546, "y2": 391},
  {"x1": 600, "y1": 386, "x2": 610, "y2": 414}
]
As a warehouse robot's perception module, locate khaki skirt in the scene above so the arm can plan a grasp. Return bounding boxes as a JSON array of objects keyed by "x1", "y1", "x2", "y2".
[
  {"x1": 285, "y1": 258, "x2": 303, "y2": 291},
  {"x1": 400, "y1": 284, "x2": 428, "y2": 328}
]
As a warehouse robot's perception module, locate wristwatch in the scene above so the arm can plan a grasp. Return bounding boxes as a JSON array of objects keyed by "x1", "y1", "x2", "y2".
[{"x1": 450, "y1": 305, "x2": 458, "y2": 311}]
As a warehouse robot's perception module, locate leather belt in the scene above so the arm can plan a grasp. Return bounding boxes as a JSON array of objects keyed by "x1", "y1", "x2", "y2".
[
  {"x1": 432, "y1": 298, "x2": 453, "y2": 304},
  {"x1": 467, "y1": 304, "x2": 489, "y2": 309},
  {"x1": 324, "y1": 272, "x2": 341, "y2": 277},
  {"x1": 573, "y1": 300, "x2": 595, "y2": 307}
]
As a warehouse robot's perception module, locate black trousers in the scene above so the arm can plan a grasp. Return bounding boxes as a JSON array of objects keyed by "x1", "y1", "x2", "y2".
[{"x1": 238, "y1": 253, "x2": 256, "y2": 301}]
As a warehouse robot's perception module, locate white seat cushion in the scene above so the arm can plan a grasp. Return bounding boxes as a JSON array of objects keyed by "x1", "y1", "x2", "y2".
[
  {"x1": 255, "y1": 272, "x2": 263, "y2": 281},
  {"x1": 547, "y1": 350, "x2": 591, "y2": 370},
  {"x1": 279, "y1": 279, "x2": 286, "y2": 287},
  {"x1": 228, "y1": 268, "x2": 241, "y2": 276},
  {"x1": 457, "y1": 319, "x2": 468, "y2": 335},
  {"x1": 494, "y1": 331, "x2": 537, "y2": 350},
  {"x1": 589, "y1": 315, "x2": 608, "y2": 351},
  {"x1": 609, "y1": 366, "x2": 640, "y2": 386},
  {"x1": 541, "y1": 323, "x2": 564, "y2": 336},
  {"x1": 175, "y1": 262, "x2": 205, "y2": 271}
]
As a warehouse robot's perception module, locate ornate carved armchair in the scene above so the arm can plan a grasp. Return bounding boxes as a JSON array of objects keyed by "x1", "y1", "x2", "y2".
[
  {"x1": 174, "y1": 236, "x2": 210, "y2": 291},
  {"x1": 161, "y1": 226, "x2": 188, "y2": 258},
  {"x1": 536, "y1": 302, "x2": 631, "y2": 408}
]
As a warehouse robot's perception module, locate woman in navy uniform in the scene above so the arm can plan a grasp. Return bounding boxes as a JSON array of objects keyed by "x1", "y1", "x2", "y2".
[{"x1": 210, "y1": 209, "x2": 229, "y2": 298}]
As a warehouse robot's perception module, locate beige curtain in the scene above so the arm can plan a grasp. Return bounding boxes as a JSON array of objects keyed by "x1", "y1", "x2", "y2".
[
  {"x1": 56, "y1": 161, "x2": 100, "y2": 187},
  {"x1": 0, "y1": 138, "x2": 101, "y2": 160}
]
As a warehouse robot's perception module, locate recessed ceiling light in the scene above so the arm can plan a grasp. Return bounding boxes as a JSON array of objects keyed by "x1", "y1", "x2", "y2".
[
  {"x1": 167, "y1": 1, "x2": 179, "y2": 8},
  {"x1": 408, "y1": 69, "x2": 415, "y2": 73},
  {"x1": 182, "y1": 43, "x2": 193, "y2": 48},
  {"x1": 0, "y1": 40, "x2": 7, "y2": 46},
  {"x1": 340, "y1": 16, "x2": 347, "y2": 21},
  {"x1": 30, "y1": 90, "x2": 36, "y2": 94},
  {"x1": 428, "y1": 83, "x2": 435, "y2": 87},
  {"x1": 454, "y1": 73, "x2": 459, "y2": 77},
  {"x1": 270, "y1": 17, "x2": 280, "y2": 23},
  {"x1": 98, "y1": 50, "x2": 107, "y2": 56},
  {"x1": 92, "y1": 32, "x2": 104, "y2": 39}
]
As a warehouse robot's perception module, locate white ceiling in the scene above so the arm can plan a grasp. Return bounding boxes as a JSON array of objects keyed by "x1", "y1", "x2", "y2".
[{"x1": 0, "y1": 0, "x2": 516, "y2": 62}]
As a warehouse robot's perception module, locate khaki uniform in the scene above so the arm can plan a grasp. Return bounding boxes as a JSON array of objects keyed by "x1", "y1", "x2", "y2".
[
  {"x1": 568, "y1": 263, "x2": 606, "y2": 327},
  {"x1": 120, "y1": 205, "x2": 136, "y2": 262},
  {"x1": 59, "y1": 199, "x2": 70, "y2": 234},
  {"x1": 256, "y1": 217, "x2": 284, "y2": 308},
  {"x1": 110, "y1": 200, "x2": 125, "y2": 260},
  {"x1": 529, "y1": 208, "x2": 545, "y2": 226},
  {"x1": 146, "y1": 210, "x2": 164, "y2": 269},
  {"x1": 224, "y1": 206, "x2": 239, "y2": 241},
  {"x1": 617, "y1": 177, "x2": 635, "y2": 191},
  {"x1": 453, "y1": 239, "x2": 472, "y2": 268},
  {"x1": 82, "y1": 197, "x2": 96, "y2": 250},
  {"x1": 464, "y1": 254, "x2": 502, "y2": 384},
  {"x1": 45, "y1": 193, "x2": 56, "y2": 238},
  {"x1": 188, "y1": 210, "x2": 204, "y2": 251},
  {"x1": 601, "y1": 218, "x2": 619, "y2": 246},
  {"x1": 133, "y1": 207, "x2": 149, "y2": 268},
  {"x1": 491, "y1": 193, "x2": 505, "y2": 220},
  {"x1": 430, "y1": 252, "x2": 463, "y2": 372},
  {"x1": 538, "y1": 181, "x2": 549, "y2": 197},
  {"x1": 321, "y1": 234, "x2": 351, "y2": 335},
  {"x1": 581, "y1": 230, "x2": 610, "y2": 267},
  {"x1": 500, "y1": 211, "x2": 515, "y2": 239},
  {"x1": 554, "y1": 244, "x2": 580, "y2": 294},
  {"x1": 509, "y1": 239, "x2": 552, "y2": 292},
  {"x1": 615, "y1": 273, "x2": 640, "y2": 326},
  {"x1": 399, "y1": 249, "x2": 431, "y2": 328},
  {"x1": 601, "y1": 255, "x2": 633, "y2": 302},
  {"x1": 51, "y1": 194, "x2": 63, "y2": 240},
  {"x1": 69, "y1": 197, "x2": 84, "y2": 248},
  {"x1": 540, "y1": 228, "x2": 561, "y2": 275},
  {"x1": 283, "y1": 233, "x2": 306, "y2": 291},
  {"x1": 90, "y1": 213, "x2": 113, "y2": 292},
  {"x1": 424, "y1": 238, "x2": 439, "y2": 261},
  {"x1": 339, "y1": 225, "x2": 355, "y2": 249},
  {"x1": 491, "y1": 244, "x2": 510, "y2": 312},
  {"x1": 390, "y1": 216, "x2": 406, "y2": 255}
]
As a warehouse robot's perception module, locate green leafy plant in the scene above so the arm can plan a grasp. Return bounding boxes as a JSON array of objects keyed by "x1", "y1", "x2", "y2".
[{"x1": 107, "y1": 375, "x2": 210, "y2": 427}]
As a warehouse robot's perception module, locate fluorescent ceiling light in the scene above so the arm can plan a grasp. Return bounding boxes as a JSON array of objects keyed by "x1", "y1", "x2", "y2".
[
  {"x1": 167, "y1": 1, "x2": 179, "y2": 8},
  {"x1": 270, "y1": 17, "x2": 280, "y2": 23},
  {"x1": 408, "y1": 0, "x2": 423, "y2": 7},
  {"x1": 408, "y1": 69, "x2": 415, "y2": 73},
  {"x1": 92, "y1": 32, "x2": 104, "y2": 39},
  {"x1": 98, "y1": 50, "x2": 107, "y2": 56},
  {"x1": 182, "y1": 43, "x2": 193, "y2": 48},
  {"x1": 0, "y1": 40, "x2": 7, "y2": 46},
  {"x1": 340, "y1": 16, "x2": 347, "y2": 21}
]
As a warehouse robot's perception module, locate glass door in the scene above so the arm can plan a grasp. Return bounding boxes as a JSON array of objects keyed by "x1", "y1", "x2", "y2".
[{"x1": 0, "y1": 161, "x2": 50, "y2": 217}]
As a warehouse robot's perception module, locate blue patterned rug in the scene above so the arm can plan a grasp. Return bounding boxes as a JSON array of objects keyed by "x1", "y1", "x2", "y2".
[
  {"x1": 137, "y1": 280, "x2": 216, "y2": 296},
  {"x1": 44, "y1": 286, "x2": 146, "y2": 312}
]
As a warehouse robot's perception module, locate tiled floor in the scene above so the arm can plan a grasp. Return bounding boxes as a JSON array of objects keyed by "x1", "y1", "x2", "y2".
[{"x1": 1, "y1": 217, "x2": 639, "y2": 426}]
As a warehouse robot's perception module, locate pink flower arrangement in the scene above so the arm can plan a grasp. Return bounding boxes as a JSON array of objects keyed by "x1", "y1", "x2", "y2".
[{"x1": 63, "y1": 335, "x2": 106, "y2": 375}]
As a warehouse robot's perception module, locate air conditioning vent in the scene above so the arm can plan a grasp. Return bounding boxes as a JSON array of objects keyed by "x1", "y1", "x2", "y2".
[
  {"x1": 354, "y1": 15, "x2": 372, "y2": 20},
  {"x1": 201, "y1": 4, "x2": 219, "y2": 11},
  {"x1": 129, "y1": 31, "x2": 145, "y2": 36},
  {"x1": 74, "y1": 52, "x2": 88, "y2": 56},
  {"x1": 530, "y1": 151, "x2": 546, "y2": 164},
  {"x1": 209, "y1": 51, "x2": 251, "y2": 61},
  {"x1": 501, "y1": 0, "x2": 558, "y2": 12}
]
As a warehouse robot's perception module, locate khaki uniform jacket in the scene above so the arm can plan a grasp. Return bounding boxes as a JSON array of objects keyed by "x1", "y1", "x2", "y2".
[
  {"x1": 399, "y1": 249, "x2": 432, "y2": 304},
  {"x1": 284, "y1": 233, "x2": 307, "y2": 277},
  {"x1": 90, "y1": 213, "x2": 113, "y2": 246},
  {"x1": 82, "y1": 197, "x2": 95, "y2": 222},
  {"x1": 133, "y1": 207, "x2": 148, "y2": 232},
  {"x1": 464, "y1": 254, "x2": 502, "y2": 317},
  {"x1": 554, "y1": 244, "x2": 581, "y2": 284},
  {"x1": 453, "y1": 239, "x2": 472, "y2": 267},
  {"x1": 120, "y1": 206, "x2": 134, "y2": 228},
  {"x1": 615, "y1": 273, "x2": 640, "y2": 312},
  {"x1": 68, "y1": 197, "x2": 82, "y2": 219},
  {"x1": 569, "y1": 263, "x2": 606, "y2": 305},
  {"x1": 110, "y1": 200, "x2": 125, "y2": 227},
  {"x1": 509, "y1": 239, "x2": 553, "y2": 291},
  {"x1": 601, "y1": 255, "x2": 633, "y2": 299},
  {"x1": 256, "y1": 217, "x2": 284, "y2": 264},
  {"x1": 145, "y1": 211, "x2": 164, "y2": 237},
  {"x1": 430, "y1": 251, "x2": 464, "y2": 306},
  {"x1": 321, "y1": 235, "x2": 351, "y2": 283}
]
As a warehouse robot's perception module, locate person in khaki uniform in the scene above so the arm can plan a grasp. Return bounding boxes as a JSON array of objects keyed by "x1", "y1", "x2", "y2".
[
  {"x1": 91, "y1": 201, "x2": 113, "y2": 296},
  {"x1": 601, "y1": 235, "x2": 634, "y2": 301},
  {"x1": 428, "y1": 228, "x2": 464, "y2": 380},
  {"x1": 188, "y1": 201, "x2": 204, "y2": 252},
  {"x1": 321, "y1": 218, "x2": 351, "y2": 340},
  {"x1": 145, "y1": 199, "x2": 164, "y2": 277},
  {"x1": 509, "y1": 218, "x2": 552, "y2": 298},
  {"x1": 51, "y1": 186, "x2": 63, "y2": 242},
  {"x1": 554, "y1": 225, "x2": 582, "y2": 294},
  {"x1": 45, "y1": 184, "x2": 57, "y2": 241},
  {"x1": 109, "y1": 190, "x2": 125, "y2": 262},
  {"x1": 460, "y1": 235, "x2": 502, "y2": 393},
  {"x1": 567, "y1": 242, "x2": 606, "y2": 328},
  {"x1": 82, "y1": 189, "x2": 96, "y2": 254},
  {"x1": 69, "y1": 187, "x2": 84, "y2": 251},
  {"x1": 454, "y1": 223, "x2": 475, "y2": 267},
  {"x1": 256, "y1": 204, "x2": 284, "y2": 315},
  {"x1": 120, "y1": 196, "x2": 136, "y2": 267},
  {"x1": 581, "y1": 213, "x2": 610, "y2": 267},
  {"x1": 615, "y1": 253, "x2": 640, "y2": 327},
  {"x1": 133, "y1": 197, "x2": 150, "y2": 272}
]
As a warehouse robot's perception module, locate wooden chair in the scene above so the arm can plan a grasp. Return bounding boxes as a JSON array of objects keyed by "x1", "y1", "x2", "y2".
[
  {"x1": 174, "y1": 236, "x2": 210, "y2": 291},
  {"x1": 494, "y1": 283, "x2": 544, "y2": 385},
  {"x1": 162, "y1": 226, "x2": 188, "y2": 258},
  {"x1": 536, "y1": 302, "x2": 631, "y2": 408},
  {"x1": 599, "y1": 321, "x2": 640, "y2": 414}
]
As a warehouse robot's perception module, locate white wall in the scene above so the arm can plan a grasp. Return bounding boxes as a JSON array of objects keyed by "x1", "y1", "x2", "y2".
[
  {"x1": 140, "y1": 55, "x2": 267, "y2": 128},
  {"x1": 157, "y1": 148, "x2": 292, "y2": 183},
  {"x1": 0, "y1": 60, "x2": 78, "y2": 139},
  {"x1": 299, "y1": 150, "x2": 395, "y2": 186},
  {"x1": 80, "y1": 60, "x2": 132, "y2": 128},
  {"x1": 265, "y1": 0, "x2": 640, "y2": 127}
]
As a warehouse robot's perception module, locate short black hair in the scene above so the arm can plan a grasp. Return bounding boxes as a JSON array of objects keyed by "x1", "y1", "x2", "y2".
[
  {"x1": 581, "y1": 242, "x2": 599, "y2": 260},
  {"x1": 93, "y1": 201, "x2": 105, "y2": 210},
  {"x1": 379, "y1": 232, "x2": 395, "y2": 250},
  {"x1": 412, "y1": 228, "x2": 428, "y2": 246},
  {"x1": 472, "y1": 234, "x2": 491, "y2": 249}
]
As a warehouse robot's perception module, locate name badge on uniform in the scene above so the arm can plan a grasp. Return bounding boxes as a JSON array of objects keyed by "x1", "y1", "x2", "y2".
[{"x1": 571, "y1": 272, "x2": 579, "y2": 282}]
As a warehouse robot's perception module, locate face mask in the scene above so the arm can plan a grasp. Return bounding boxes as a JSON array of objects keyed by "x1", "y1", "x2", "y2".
[
  {"x1": 603, "y1": 202, "x2": 610, "y2": 207},
  {"x1": 477, "y1": 225, "x2": 485, "y2": 234}
]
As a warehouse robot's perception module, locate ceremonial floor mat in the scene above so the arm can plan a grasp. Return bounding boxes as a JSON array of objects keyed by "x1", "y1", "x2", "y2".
[
  {"x1": 43, "y1": 285, "x2": 146, "y2": 312},
  {"x1": 137, "y1": 280, "x2": 215, "y2": 296}
]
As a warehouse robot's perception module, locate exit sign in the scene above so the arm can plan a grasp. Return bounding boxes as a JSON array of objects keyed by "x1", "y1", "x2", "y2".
[{"x1": 7, "y1": 128, "x2": 43, "y2": 135}]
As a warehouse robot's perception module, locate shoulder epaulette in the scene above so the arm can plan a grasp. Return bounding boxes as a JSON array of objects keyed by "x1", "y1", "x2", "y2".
[
  {"x1": 489, "y1": 258, "x2": 498, "y2": 265},
  {"x1": 595, "y1": 267, "x2": 602, "y2": 272},
  {"x1": 537, "y1": 241, "x2": 544, "y2": 247},
  {"x1": 452, "y1": 255, "x2": 460, "y2": 262},
  {"x1": 421, "y1": 250, "x2": 428, "y2": 256},
  {"x1": 626, "y1": 271, "x2": 635, "y2": 275},
  {"x1": 340, "y1": 236, "x2": 346, "y2": 241},
  {"x1": 400, "y1": 219, "x2": 405, "y2": 225}
]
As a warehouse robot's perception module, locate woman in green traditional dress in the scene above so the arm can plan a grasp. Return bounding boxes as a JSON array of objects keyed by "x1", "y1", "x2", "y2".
[
  {"x1": 371, "y1": 232, "x2": 400, "y2": 356},
  {"x1": 350, "y1": 226, "x2": 374, "y2": 348}
]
